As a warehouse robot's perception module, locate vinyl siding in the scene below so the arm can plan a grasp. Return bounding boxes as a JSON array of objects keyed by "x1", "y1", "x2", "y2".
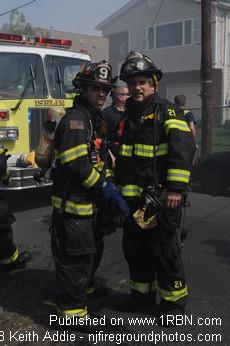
[
  {"x1": 101, "y1": 0, "x2": 202, "y2": 72},
  {"x1": 97, "y1": 0, "x2": 229, "y2": 123},
  {"x1": 224, "y1": 13, "x2": 230, "y2": 121},
  {"x1": 216, "y1": 10, "x2": 230, "y2": 122}
]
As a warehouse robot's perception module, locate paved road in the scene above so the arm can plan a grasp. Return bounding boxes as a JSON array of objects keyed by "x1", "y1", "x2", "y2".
[{"x1": 0, "y1": 188, "x2": 229, "y2": 345}]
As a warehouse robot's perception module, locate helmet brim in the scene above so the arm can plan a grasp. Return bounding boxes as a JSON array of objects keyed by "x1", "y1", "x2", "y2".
[
  {"x1": 73, "y1": 76, "x2": 117, "y2": 90},
  {"x1": 81, "y1": 77, "x2": 117, "y2": 89},
  {"x1": 120, "y1": 67, "x2": 162, "y2": 83}
]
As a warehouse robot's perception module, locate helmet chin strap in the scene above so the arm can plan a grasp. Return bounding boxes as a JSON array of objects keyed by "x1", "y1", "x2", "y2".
[{"x1": 152, "y1": 74, "x2": 158, "y2": 91}]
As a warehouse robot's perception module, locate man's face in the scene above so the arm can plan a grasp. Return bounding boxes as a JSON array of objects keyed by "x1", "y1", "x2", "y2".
[
  {"x1": 128, "y1": 75, "x2": 155, "y2": 103},
  {"x1": 114, "y1": 86, "x2": 129, "y2": 104},
  {"x1": 84, "y1": 84, "x2": 110, "y2": 110}
]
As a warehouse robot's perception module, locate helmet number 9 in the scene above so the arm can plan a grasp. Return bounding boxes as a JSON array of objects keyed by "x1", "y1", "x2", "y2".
[{"x1": 99, "y1": 67, "x2": 108, "y2": 80}]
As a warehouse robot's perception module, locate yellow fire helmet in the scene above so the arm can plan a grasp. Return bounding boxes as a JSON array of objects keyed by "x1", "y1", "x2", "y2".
[
  {"x1": 25, "y1": 150, "x2": 37, "y2": 168},
  {"x1": 133, "y1": 207, "x2": 158, "y2": 230}
]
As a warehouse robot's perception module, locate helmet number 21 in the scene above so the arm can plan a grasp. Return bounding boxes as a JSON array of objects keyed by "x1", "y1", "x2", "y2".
[{"x1": 174, "y1": 280, "x2": 183, "y2": 289}]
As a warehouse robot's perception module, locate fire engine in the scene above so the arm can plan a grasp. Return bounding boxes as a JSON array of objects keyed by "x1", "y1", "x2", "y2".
[{"x1": 0, "y1": 33, "x2": 90, "y2": 190}]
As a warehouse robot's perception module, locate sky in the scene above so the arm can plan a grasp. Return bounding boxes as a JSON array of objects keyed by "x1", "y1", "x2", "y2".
[{"x1": 0, "y1": 0, "x2": 131, "y2": 36}]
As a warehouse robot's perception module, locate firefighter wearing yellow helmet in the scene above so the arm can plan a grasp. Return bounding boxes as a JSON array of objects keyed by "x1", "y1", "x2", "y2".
[{"x1": 116, "y1": 52, "x2": 195, "y2": 326}]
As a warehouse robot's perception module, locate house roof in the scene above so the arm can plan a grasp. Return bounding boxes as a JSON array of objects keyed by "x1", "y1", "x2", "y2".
[
  {"x1": 95, "y1": 0, "x2": 230, "y2": 31},
  {"x1": 95, "y1": 0, "x2": 140, "y2": 31}
]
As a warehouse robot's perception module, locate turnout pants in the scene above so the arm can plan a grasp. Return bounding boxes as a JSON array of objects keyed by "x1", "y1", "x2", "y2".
[
  {"x1": 88, "y1": 199, "x2": 115, "y2": 288},
  {"x1": 89, "y1": 217, "x2": 104, "y2": 288},
  {"x1": 123, "y1": 204, "x2": 187, "y2": 309},
  {"x1": 0, "y1": 198, "x2": 17, "y2": 264},
  {"x1": 51, "y1": 211, "x2": 96, "y2": 314}
]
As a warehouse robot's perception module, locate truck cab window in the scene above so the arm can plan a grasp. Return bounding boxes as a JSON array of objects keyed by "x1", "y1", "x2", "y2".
[
  {"x1": 0, "y1": 53, "x2": 47, "y2": 98},
  {"x1": 45, "y1": 55, "x2": 85, "y2": 98}
]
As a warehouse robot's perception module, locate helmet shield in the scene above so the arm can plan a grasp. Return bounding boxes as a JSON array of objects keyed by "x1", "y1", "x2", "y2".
[{"x1": 133, "y1": 208, "x2": 158, "y2": 229}]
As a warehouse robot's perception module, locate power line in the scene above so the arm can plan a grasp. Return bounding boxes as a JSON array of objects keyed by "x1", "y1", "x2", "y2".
[
  {"x1": 141, "y1": 0, "x2": 165, "y2": 52},
  {"x1": 0, "y1": 0, "x2": 37, "y2": 17}
]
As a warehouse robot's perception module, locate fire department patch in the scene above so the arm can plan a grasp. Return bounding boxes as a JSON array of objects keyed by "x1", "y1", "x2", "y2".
[{"x1": 69, "y1": 120, "x2": 84, "y2": 130}]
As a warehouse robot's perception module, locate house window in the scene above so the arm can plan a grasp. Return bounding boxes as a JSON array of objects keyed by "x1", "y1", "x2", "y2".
[
  {"x1": 146, "y1": 18, "x2": 199, "y2": 49},
  {"x1": 156, "y1": 22, "x2": 183, "y2": 48}
]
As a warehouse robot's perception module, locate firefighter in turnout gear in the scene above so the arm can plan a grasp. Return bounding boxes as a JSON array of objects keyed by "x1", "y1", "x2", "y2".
[
  {"x1": 50, "y1": 60, "x2": 130, "y2": 326},
  {"x1": 116, "y1": 52, "x2": 195, "y2": 326},
  {"x1": 0, "y1": 148, "x2": 31, "y2": 271}
]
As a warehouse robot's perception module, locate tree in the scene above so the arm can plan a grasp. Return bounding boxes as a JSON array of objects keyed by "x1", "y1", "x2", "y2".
[{"x1": 0, "y1": 10, "x2": 50, "y2": 37}]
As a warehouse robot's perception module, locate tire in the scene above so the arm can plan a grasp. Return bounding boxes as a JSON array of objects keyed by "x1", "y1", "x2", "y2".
[{"x1": 200, "y1": 167, "x2": 229, "y2": 195}]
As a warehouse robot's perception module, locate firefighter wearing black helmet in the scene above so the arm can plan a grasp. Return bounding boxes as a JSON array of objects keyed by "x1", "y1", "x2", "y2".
[
  {"x1": 116, "y1": 52, "x2": 195, "y2": 326},
  {"x1": 50, "y1": 60, "x2": 129, "y2": 327}
]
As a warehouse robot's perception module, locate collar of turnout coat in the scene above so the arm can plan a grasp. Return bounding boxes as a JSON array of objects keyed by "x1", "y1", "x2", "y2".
[
  {"x1": 74, "y1": 94, "x2": 105, "y2": 131},
  {"x1": 126, "y1": 92, "x2": 161, "y2": 112}
]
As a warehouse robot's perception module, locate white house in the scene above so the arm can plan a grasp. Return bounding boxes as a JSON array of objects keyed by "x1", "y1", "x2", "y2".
[{"x1": 96, "y1": 0, "x2": 230, "y2": 125}]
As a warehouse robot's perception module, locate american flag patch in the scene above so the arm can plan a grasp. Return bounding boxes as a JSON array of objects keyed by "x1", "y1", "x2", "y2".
[{"x1": 69, "y1": 120, "x2": 84, "y2": 130}]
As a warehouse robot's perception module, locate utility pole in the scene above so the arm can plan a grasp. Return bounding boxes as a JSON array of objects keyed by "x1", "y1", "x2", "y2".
[{"x1": 201, "y1": 0, "x2": 213, "y2": 154}]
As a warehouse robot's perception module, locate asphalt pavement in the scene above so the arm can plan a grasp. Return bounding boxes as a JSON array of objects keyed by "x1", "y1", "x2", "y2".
[{"x1": 0, "y1": 187, "x2": 229, "y2": 345}]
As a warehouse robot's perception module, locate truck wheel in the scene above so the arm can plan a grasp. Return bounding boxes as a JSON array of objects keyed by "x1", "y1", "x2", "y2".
[{"x1": 200, "y1": 167, "x2": 229, "y2": 195}]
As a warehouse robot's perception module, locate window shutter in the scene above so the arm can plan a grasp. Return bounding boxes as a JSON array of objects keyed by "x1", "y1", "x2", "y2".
[
  {"x1": 193, "y1": 18, "x2": 200, "y2": 44},
  {"x1": 142, "y1": 27, "x2": 148, "y2": 50}
]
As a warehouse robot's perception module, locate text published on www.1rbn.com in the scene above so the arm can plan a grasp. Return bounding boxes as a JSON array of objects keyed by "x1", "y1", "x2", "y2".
[{"x1": 0, "y1": 313, "x2": 223, "y2": 344}]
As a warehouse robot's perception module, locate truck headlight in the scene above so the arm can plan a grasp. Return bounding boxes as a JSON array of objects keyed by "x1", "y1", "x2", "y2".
[{"x1": 0, "y1": 127, "x2": 19, "y2": 140}]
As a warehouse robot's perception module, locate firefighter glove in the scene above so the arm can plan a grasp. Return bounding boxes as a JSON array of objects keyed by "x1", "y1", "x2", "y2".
[{"x1": 100, "y1": 180, "x2": 130, "y2": 218}]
